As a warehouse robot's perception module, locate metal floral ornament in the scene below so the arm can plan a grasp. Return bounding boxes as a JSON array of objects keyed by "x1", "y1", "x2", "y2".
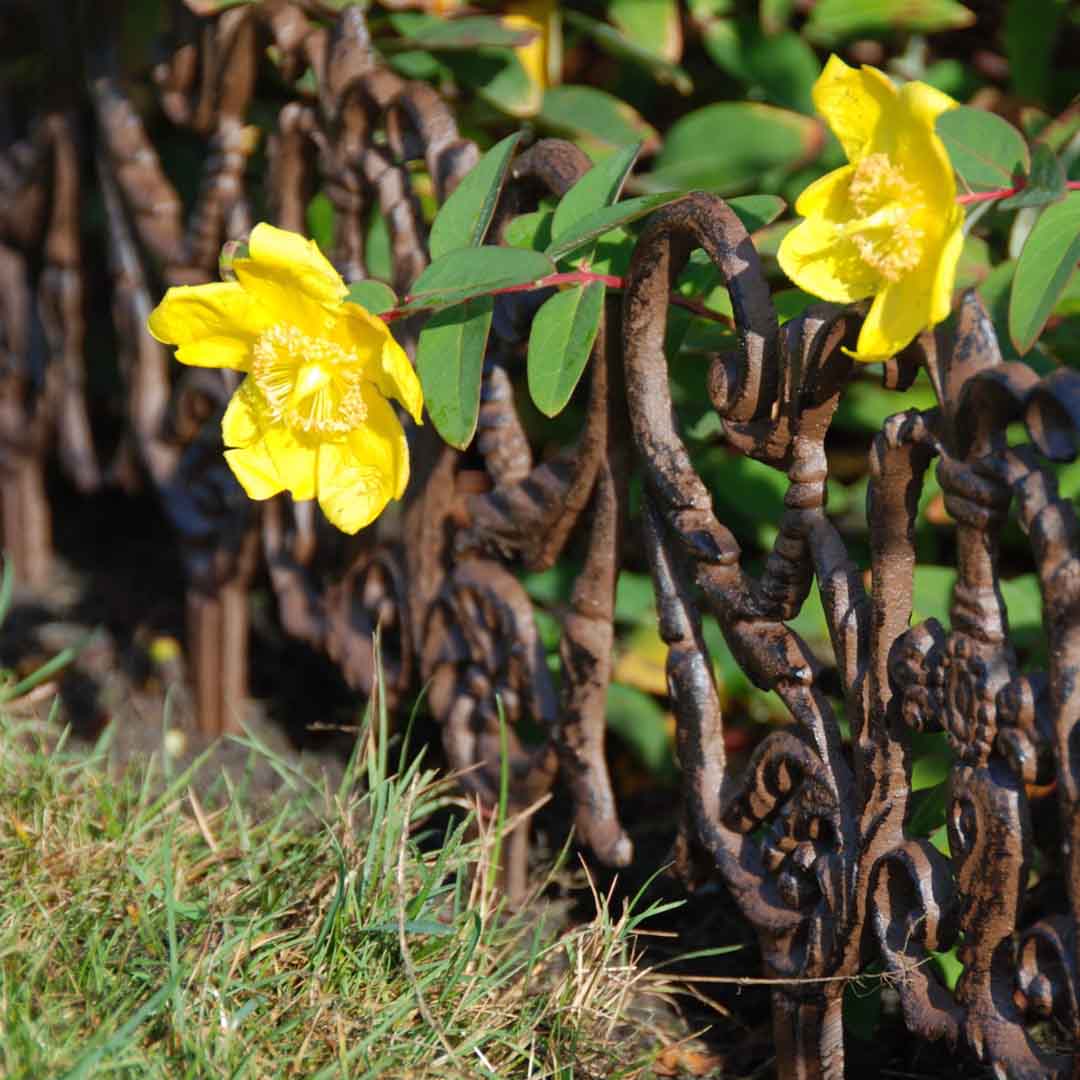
[
  {"x1": 148, "y1": 224, "x2": 423, "y2": 534},
  {"x1": 779, "y1": 55, "x2": 965, "y2": 362}
]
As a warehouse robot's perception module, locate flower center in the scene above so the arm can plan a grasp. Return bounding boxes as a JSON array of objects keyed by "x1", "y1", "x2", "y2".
[
  {"x1": 251, "y1": 324, "x2": 368, "y2": 436},
  {"x1": 843, "y1": 153, "x2": 925, "y2": 283}
]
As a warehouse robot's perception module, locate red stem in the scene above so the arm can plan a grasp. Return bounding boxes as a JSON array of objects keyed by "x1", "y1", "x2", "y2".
[
  {"x1": 383, "y1": 268, "x2": 733, "y2": 326},
  {"x1": 957, "y1": 178, "x2": 1080, "y2": 206},
  {"x1": 382, "y1": 175, "x2": 1080, "y2": 323}
]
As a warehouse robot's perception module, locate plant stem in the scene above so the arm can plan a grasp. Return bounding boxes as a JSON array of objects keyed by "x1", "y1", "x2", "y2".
[
  {"x1": 383, "y1": 178, "x2": 1080, "y2": 325},
  {"x1": 383, "y1": 268, "x2": 734, "y2": 327},
  {"x1": 956, "y1": 179, "x2": 1080, "y2": 206}
]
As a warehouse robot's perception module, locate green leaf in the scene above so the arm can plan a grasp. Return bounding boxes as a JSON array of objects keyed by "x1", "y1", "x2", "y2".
[
  {"x1": 834, "y1": 374, "x2": 939, "y2": 433},
  {"x1": 690, "y1": 8, "x2": 819, "y2": 114},
  {"x1": 615, "y1": 571, "x2": 658, "y2": 624},
  {"x1": 552, "y1": 143, "x2": 641, "y2": 240},
  {"x1": 546, "y1": 192, "x2": 687, "y2": 261},
  {"x1": 344, "y1": 280, "x2": 398, "y2": 315},
  {"x1": 539, "y1": 86, "x2": 659, "y2": 158},
  {"x1": 976, "y1": 259, "x2": 1023, "y2": 363},
  {"x1": 936, "y1": 107, "x2": 1030, "y2": 193},
  {"x1": 416, "y1": 297, "x2": 493, "y2": 449},
  {"x1": 408, "y1": 247, "x2": 556, "y2": 310},
  {"x1": 527, "y1": 282, "x2": 606, "y2": 416},
  {"x1": 365, "y1": 208, "x2": 393, "y2": 283},
  {"x1": 999, "y1": 142, "x2": 1067, "y2": 211},
  {"x1": 607, "y1": 0, "x2": 682, "y2": 62},
  {"x1": 386, "y1": 12, "x2": 535, "y2": 50},
  {"x1": 606, "y1": 682, "x2": 675, "y2": 774},
  {"x1": 504, "y1": 209, "x2": 555, "y2": 251},
  {"x1": 563, "y1": 9, "x2": 693, "y2": 94},
  {"x1": 729, "y1": 194, "x2": 788, "y2": 231},
  {"x1": 805, "y1": 0, "x2": 974, "y2": 42},
  {"x1": 646, "y1": 103, "x2": 821, "y2": 194},
  {"x1": 909, "y1": 780, "x2": 949, "y2": 837},
  {"x1": 1000, "y1": 573, "x2": 1046, "y2": 634},
  {"x1": 1004, "y1": 0, "x2": 1066, "y2": 104},
  {"x1": 440, "y1": 49, "x2": 540, "y2": 118},
  {"x1": 306, "y1": 192, "x2": 334, "y2": 254},
  {"x1": 1034, "y1": 105, "x2": 1080, "y2": 155},
  {"x1": 545, "y1": 193, "x2": 784, "y2": 263},
  {"x1": 774, "y1": 288, "x2": 817, "y2": 323},
  {"x1": 429, "y1": 132, "x2": 522, "y2": 261},
  {"x1": 912, "y1": 565, "x2": 955, "y2": 627},
  {"x1": 912, "y1": 746, "x2": 951, "y2": 792},
  {"x1": 761, "y1": 0, "x2": 797, "y2": 33},
  {"x1": 587, "y1": 225, "x2": 635, "y2": 277},
  {"x1": 929, "y1": 825, "x2": 951, "y2": 857},
  {"x1": 387, "y1": 49, "x2": 444, "y2": 81},
  {"x1": 1009, "y1": 191, "x2": 1080, "y2": 354},
  {"x1": 931, "y1": 946, "x2": 964, "y2": 991},
  {"x1": 1052, "y1": 266, "x2": 1080, "y2": 317},
  {"x1": 956, "y1": 234, "x2": 991, "y2": 290}
]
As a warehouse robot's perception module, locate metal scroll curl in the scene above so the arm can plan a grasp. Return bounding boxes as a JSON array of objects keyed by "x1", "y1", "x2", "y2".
[{"x1": 622, "y1": 189, "x2": 1080, "y2": 1078}]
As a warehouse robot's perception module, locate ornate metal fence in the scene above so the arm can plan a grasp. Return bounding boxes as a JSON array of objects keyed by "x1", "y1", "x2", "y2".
[{"x1": 4, "y1": 2, "x2": 1080, "y2": 1076}]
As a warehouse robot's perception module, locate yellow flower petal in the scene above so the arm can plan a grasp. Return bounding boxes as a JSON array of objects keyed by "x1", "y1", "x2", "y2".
[
  {"x1": 379, "y1": 337, "x2": 424, "y2": 424},
  {"x1": 782, "y1": 56, "x2": 963, "y2": 360},
  {"x1": 498, "y1": 5, "x2": 548, "y2": 117},
  {"x1": 929, "y1": 208, "x2": 966, "y2": 326},
  {"x1": 314, "y1": 393, "x2": 409, "y2": 534},
  {"x1": 221, "y1": 378, "x2": 262, "y2": 448},
  {"x1": 853, "y1": 267, "x2": 938, "y2": 362},
  {"x1": 150, "y1": 222, "x2": 420, "y2": 536},
  {"x1": 335, "y1": 301, "x2": 389, "y2": 358},
  {"x1": 232, "y1": 223, "x2": 346, "y2": 332},
  {"x1": 262, "y1": 426, "x2": 318, "y2": 502},
  {"x1": 357, "y1": 385, "x2": 410, "y2": 499},
  {"x1": 224, "y1": 440, "x2": 285, "y2": 501},
  {"x1": 148, "y1": 282, "x2": 269, "y2": 369},
  {"x1": 504, "y1": 0, "x2": 555, "y2": 103},
  {"x1": 897, "y1": 78, "x2": 959, "y2": 134},
  {"x1": 315, "y1": 441, "x2": 395, "y2": 535},
  {"x1": 225, "y1": 423, "x2": 320, "y2": 504},
  {"x1": 778, "y1": 214, "x2": 879, "y2": 304},
  {"x1": 335, "y1": 303, "x2": 423, "y2": 423},
  {"x1": 812, "y1": 55, "x2": 896, "y2": 164},
  {"x1": 886, "y1": 82, "x2": 957, "y2": 214},
  {"x1": 846, "y1": 202, "x2": 964, "y2": 363},
  {"x1": 794, "y1": 164, "x2": 855, "y2": 219},
  {"x1": 247, "y1": 223, "x2": 345, "y2": 304}
]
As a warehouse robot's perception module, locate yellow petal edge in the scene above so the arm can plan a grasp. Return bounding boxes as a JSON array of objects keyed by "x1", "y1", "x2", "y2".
[{"x1": 146, "y1": 224, "x2": 422, "y2": 535}]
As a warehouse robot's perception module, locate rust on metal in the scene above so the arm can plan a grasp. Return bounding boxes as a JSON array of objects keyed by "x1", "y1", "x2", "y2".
[{"x1": 7, "y1": 4, "x2": 1080, "y2": 1076}]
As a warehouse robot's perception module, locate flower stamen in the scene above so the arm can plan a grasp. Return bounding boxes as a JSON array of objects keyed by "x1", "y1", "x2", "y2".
[
  {"x1": 251, "y1": 323, "x2": 369, "y2": 436},
  {"x1": 844, "y1": 152, "x2": 925, "y2": 283}
]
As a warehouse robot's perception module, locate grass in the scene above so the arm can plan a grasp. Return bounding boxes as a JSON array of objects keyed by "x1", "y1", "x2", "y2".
[{"x1": 0, "y1": 685, "x2": 689, "y2": 1078}]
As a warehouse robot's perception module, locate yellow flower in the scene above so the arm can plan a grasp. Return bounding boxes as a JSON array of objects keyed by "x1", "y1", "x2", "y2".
[
  {"x1": 504, "y1": 0, "x2": 560, "y2": 115},
  {"x1": 427, "y1": 0, "x2": 558, "y2": 116},
  {"x1": 148, "y1": 223, "x2": 423, "y2": 534},
  {"x1": 778, "y1": 55, "x2": 965, "y2": 362}
]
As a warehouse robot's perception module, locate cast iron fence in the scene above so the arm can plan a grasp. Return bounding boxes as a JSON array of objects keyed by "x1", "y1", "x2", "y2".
[{"x1": 4, "y1": 3, "x2": 1080, "y2": 1076}]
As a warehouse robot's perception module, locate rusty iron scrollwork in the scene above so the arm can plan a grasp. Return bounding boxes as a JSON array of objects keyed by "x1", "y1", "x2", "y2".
[
  {"x1": 10, "y1": 3, "x2": 1080, "y2": 1074},
  {"x1": 622, "y1": 190, "x2": 1080, "y2": 1077}
]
